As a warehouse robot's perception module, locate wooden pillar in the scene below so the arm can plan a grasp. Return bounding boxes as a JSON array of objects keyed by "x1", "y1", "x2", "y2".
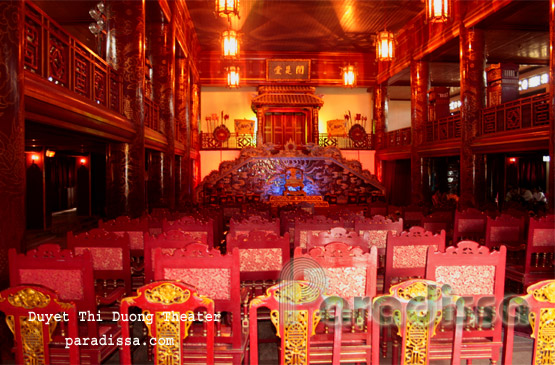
[
  {"x1": 175, "y1": 57, "x2": 191, "y2": 207},
  {"x1": 373, "y1": 84, "x2": 387, "y2": 150},
  {"x1": 256, "y1": 109, "x2": 264, "y2": 146},
  {"x1": 105, "y1": 0, "x2": 146, "y2": 217},
  {"x1": 149, "y1": 14, "x2": 175, "y2": 209},
  {"x1": 0, "y1": 0, "x2": 25, "y2": 285},
  {"x1": 410, "y1": 60, "x2": 429, "y2": 204},
  {"x1": 549, "y1": 0, "x2": 555, "y2": 210},
  {"x1": 312, "y1": 108, "x2": 319, "y2": 144},
  {"x1": 459, "y1": 26, "x2": 486, "y2": 208}
]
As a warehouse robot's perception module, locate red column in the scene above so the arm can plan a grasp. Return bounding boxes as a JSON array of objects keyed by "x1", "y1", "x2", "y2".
[
  {"x1": 459, "y1": 26, "x2": 486, "y2": 208},
  {"x1": 149, "y1": 15, "x2": 175, "y2": 209},
  {"x1": 105, "y1": 0, "x2": 146, "y2": 217},
  {"x1": 549, "y1": 0, "x2": 555, "y2": 209},
  {"x1": 410, "y1": 60, "x2": 429, "y2": 204},
  {"x1": 0, "y1": 0, "x2": 25, "y2": 285},
  {"x1": 175, "y1": 57, "x2": 191, "y2": 206},
  {"x1": 373, "y1": 84, "x2": 387, "y2": 182}
]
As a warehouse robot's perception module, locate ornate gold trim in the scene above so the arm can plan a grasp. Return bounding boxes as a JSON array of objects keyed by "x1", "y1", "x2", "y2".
[
  {"x1": 144, "y1": 283, "x2": 191, "y2": 304},
  {"x1": 531, "y1": 281, "x2": 555, "y2": 303},
  {"x1": 6, "y1": 288, "x2": 51, "y2": 309},
  {"x1": 533, "y1": 308, "x2": 555, "y2": 365}
]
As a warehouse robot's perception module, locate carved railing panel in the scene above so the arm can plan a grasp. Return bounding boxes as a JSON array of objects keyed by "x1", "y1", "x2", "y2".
[
  {"x1": 480, "y1": 93, "x2": 550, "y2": 135},
  {"x1": 196, "y1": 145, "x2": 385, "y2": 203},
  {"x1": 200, "y1": 133, "x2": 256, "y2": 149},
  {"x1": 318, "y1": 133, "x2": 374, "y2": 150},
  {"x1": 385, "y1": 127, "x2": 412, "y2": 148},
  {"x1": 23, "y1": 2, "x2": 122, "y2": 115},
  {"x1": 426, "y1": 113, "x2": 461, "y2": 142},
  {"x1": 145, "y1": 97, "x2": 161, "y2": 133}
]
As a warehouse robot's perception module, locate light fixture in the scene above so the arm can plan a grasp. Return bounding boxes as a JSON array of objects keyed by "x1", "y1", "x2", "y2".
[
  {"x1": 80, "y1": 158, "x2": 87, "y2": 165},
  {"x1": 215, "y1": 0, "x2": 239, "y2": 18},
  {"x1": 342, "y1": 65, "x2": 356, "y2": 87},
  {"x1": 543, "y1": 155, "x2": 550, "y2": 162},
  {"x1": 221, "y1": 30, "x2": 239, "y2": 59},
  {"x1": 31, "y1": 154, "x2": 39, "y2": 163},
  {"x1": 45, "y1": 150, "x2": 56, "y2": 158},
  {"x1": 508, "y1": 157, "x2": 517, "y2": 164},
  {"x1": 426, "y1": 0, "x2": 450, "y2": 23},
  {"x1": 376, "y1": 30, "x2": 394, "y2": 61},
  {"x1": 226, "y1": 66, "x2": 240, "y2": 88},
  {"x1": 89, "y1": 1, "x2": 105, "y2": 35}
]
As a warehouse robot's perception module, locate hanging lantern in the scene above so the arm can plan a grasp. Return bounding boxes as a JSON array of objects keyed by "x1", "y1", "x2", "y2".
[
  {"x1": 227, "y1": 66, "x2": 240, "y2": 88},
  {"x1": 376, "y1": 30, "x2": 394, "y2": 61},
  {"x1": 215, "y1": 0, "x2": 239, "y2": 18},
  {"x1": 427, "y1": 0, "x2": 450, "y2": 22},
  {"x1": 221, "y1": 30, "x2": 239, "y2": 59},
  {"x1": 342, "y1": 65, "x2": 356, "y2": 87}
]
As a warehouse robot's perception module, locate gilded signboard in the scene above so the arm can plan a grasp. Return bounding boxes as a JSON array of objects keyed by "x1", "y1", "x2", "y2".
[{"x1": 266, "y1": 59, "x2": 311, "y2": 81}]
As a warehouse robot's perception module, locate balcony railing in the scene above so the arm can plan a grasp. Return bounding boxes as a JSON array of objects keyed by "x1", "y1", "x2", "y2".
[
  {"x1": 144, "y1": 97, "x2": 160, "y2": 132},
  {"x1": 24, "y1": 2, "x2": 122, "y2": 114},
  {"x1": 318, "y1": 133, "x2": 375, "y2": 150},
  {"x1": 480, "y1": 93, "x2": 550, "y2": 135},
  {"x1": 200, "y1": 133, "x2": 257, "y2": 149},
  {"x1": 426, "y1": 112, "x2": 461, "y2": 142},
  {"x1": 385, "y1": 127, "x2": 412, "y2": 148}
]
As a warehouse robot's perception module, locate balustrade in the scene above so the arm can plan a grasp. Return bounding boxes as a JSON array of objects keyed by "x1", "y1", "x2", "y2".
[
  {"x1": 318, "y1": 133, "x2": 374, "y2": 150},
  {"x1": 426, "y1": 112, "x2": 461, "y2": 142},
  {"x1": 385, "y1": 127, "x2": 411, "y2": 148},
  {"x1": 200, "y1": 132, "x2": 256, "y2": 149}
]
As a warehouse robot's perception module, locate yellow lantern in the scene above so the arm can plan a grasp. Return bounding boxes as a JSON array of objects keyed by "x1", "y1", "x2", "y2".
[
  {"x1": 221, "y1": 30, "x2": 239, "y2": 59},
  {"x1": 227, "y1": 66, "x2": 240, "y2": 88},
  {"x1": 376, "y1": 30, "x2": 394, "y2": 61},
  {"x1": 342, "y1": 65, "x2": 356, "y2": 87},
  {"x1": 215, "y1": 0, "x2": 239, "y2": 18},
  {"x1": 427, "y1": 0, "x2": 450, "y2": 22}
]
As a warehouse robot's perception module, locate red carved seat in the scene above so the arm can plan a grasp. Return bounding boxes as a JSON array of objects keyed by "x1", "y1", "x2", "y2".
[
  {"x1": 422, "y1": 210, "x2": 454, "y2": 238},
  {"x1": 402, "y1": 205, "x2": 426, "y2": 229},
  {"x1": 143, "y1": 230, "x2": 206, "y2": 284},
  {"x1": 425, "y1": 241, "x2": 507, "y2": 364},
  {"x1": 279, "y1": 207, "x2": 312, "y2": 243},
  {"x1": 295, "y1": 215, "x2": 351, "y2": 250},
  {"x1": 292, "y1": 243, "x2": 379, "y2": 363},
  {"x1": 305, "y1": 227, "x2": 368, "y2": 252},
  {"x1": 228, "y1": 215, "x2": 280, "y2": 238},
  {"x1": 9, "y1": 244, "x2": 121, "y2": 362},
  {"x1": 163, "y1": 216, "x2": 215, "y2": 249},
  {"x1": 453, "y1": 208, "x2": 488, "y2": 243},
  {"x1": 0, "y1": 285, "x2": 80, "y2": 364},
  {"x1": 384, "y1": 227, "x2": 446, "y2": 293},
  {"x1": 153, "y1": 243, "x2": 247, "y2": 363},
  {"x1": 368, "y1": 201, "x2": 388, "y2": 217},
  {"x1": 505, "y1": 214, "x2": 555, "y2": 291},
  {"x1": 354, "y1": 215, "x2": 403, "y2": 266},
  {"x1": 98, "y1": 216, "x2": 148, "y2": 272},
  {"x1": 503, "y1": 280, "x2": 555, "y2": 364},
  {"x1": 485, "y1": 214, "x2": 526, "y2": 266},
  {"x1": 373, "y1": 279, "x2": 464, "y2": 365},
  {"x1": 119, "y1": 281, "x2": 216, "y2": 365},
  {"x1": 67, "y1": 228, "x2": 132, "y2": 300}
]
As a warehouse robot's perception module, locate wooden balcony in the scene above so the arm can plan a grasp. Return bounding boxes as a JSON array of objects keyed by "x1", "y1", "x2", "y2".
[
  {"x1": 426, "y1": 112, "x2": 461, "y2": 142},
  {"x1": 385, "y1": 127, "x2": 412, "y2": 148},
  {"x1": 318, "y1": 133, "x2": 375, "y2": 150},
  {"x1": 200, "y1": 133, "x2": 257, "y2": 150}
]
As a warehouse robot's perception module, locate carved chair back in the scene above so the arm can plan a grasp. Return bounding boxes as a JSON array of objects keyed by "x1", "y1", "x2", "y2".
[
  {"x1": 305, "y1": 227, "x2": 368, "y2": 252},
  {"x1": 453, "y1": 208, "x2": 488, "y2": 243},
  {"x1": 384, "y1": 227, "x2": 446, "y2": 292},
  {"x1": 485, "y1": 214, "x2": 526, "y2": 252},
  {"x1": 143, "y1": 230, "x2": 206, "y2": 284},
  {"x1": 422, "y1": 210, "x2": 453, "y2": 236},
  {"x1": 279, "y1": 208, "x2": 312, "y2": 242},
  {"x1": 426, "y1": 241, "x2": 506, "y2": 363},
  {"x1": 98, "y1": 216, "x2": 149, "y2": 256},
  {"x1": 524, "y1": 214, "x2": 555, "y2": 282},
  {"x1": 368, "y1": 202, "x2": 388, "y2": 217},
  {"x1": 503, "y1": 280, "x2": 555, "y2": 365},
  {"x1": 119, "y1": 281, "x2": 215, "y2": 365},
  {"x1": 153, "y1": 243, "x2": 242, "y2": 349},
  {"x1": 227, "y1": 230, "x2": 290, "y2": 283},
  {"x1": 354, "y1": 215, "x2": 403, "y2": 265},
  {"x1": 372, "y1": 279, "x2": 464, "y2": 365},
  {"x1": 402, "y1": 205, "x2": 426, "y2": 229},
  {"x1": 162, "y1": 216, "x2": 215, "y2": 249},
  {"x1": 0, "y1": 285, "x2": 80, "y2": 365},
  {"x1": 249, "y1": 280, "x2": 340, "y2": 365},
  {"x1": 228, "y1": 215, "x2": 280, "y2": 238},
  {"x1": 67, "y1": 228, "x2": 132, "y2": 296},
  {"x1": 294, "y1": 215, "x2": 349, "y2": 249},
  {"x1": 9, "y1": 244, "x2": 99, "y2": 337}
]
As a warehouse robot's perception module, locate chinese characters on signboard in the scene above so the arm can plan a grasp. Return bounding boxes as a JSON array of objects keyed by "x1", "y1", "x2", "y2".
[{"x1": 266, "y1": 59, "x2": 311, "y2": 81}]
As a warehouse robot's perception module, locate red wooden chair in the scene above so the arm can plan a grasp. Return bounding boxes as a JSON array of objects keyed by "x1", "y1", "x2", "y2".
[
  {"x1": 425, "y1": 241, "x2": 507, "y2": 364},
  {"x1": 384, "y1": 227, "x2": 446, "y2": 293},
  {"x1": 368, "y1": 202, "x2": 388, "y2": 217},
  {"x1": 503, "y1": 279, "x2": 555, "y2": 365},
  {"x1": 229, "y1": 215, "x2": 280, "y2": 238},
  {"x1": 294, "y1": 215, "x2": 348, "y2": 249},
  {"x1": 485, "y1": 213, "x2": 526, "y2": 266},
  {"x1": 119, "y1": 281, "x2": 215, "y2": 365},
  {"x1": 67, "y1": 228, "x2": 132, "y2": 299},
  {"x1": 354, "y1": 215, "x2": 403, "y2": 266},
  {"x1": 153, "y1": 243, "x2": 247, "y2": 363},
  {"x1": 0, "y1": 285, "x2": 80, "y2": 364},
  {"x1": 279, "y1": 207, "x2": 312, "y2": 243},
  {"x1": 402, "y1": 205, "x2": 426, "y2": 229},
  {"x1": 9, "y1": 244, "x2": 121, "y2": 362},
  {"x1": 453, "y1": 208, "x2": 488, "y2": 243},
  {"x1": 305, "y1": 227, "x2": 368, "y2": 252},
  {"x1": 422, "y1": 210, "x2": 454, "y2": 237},
  {"x1": 372, "y1": 279, "x2": 465, "y2": 365},
  {"x1": 292, "y1": 243, "x2": 379, "y2": 363},
  {"x1": 162, "y1": 216, "x2": 215, "y2": 249},
  {"x1": 143, "y1": 230, "x2": 206, "y2": 284},
  {"x1": 506, "y1": 214, "x2": 555, "y2": 291},
  {"x1": 250, "y1": 280, "x2": 370, "y2": 365}
]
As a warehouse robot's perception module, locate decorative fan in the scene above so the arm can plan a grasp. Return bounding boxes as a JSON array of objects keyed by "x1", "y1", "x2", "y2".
[
  {"x1": 348, "y1": 123, "x2": 366, "y2": 142},
  {"x1": 213, "y1": 125, "x2": 231, "y2": 142}
]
